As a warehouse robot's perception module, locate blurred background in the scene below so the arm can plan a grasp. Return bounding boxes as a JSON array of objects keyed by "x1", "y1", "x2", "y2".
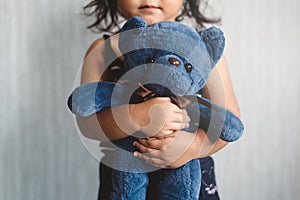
[{"x1": 1, "y1": 0, "x2": 299, "y2": 199}]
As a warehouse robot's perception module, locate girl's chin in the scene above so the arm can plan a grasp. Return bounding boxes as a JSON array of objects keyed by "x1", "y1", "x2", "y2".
[{"x1": 134, "y1": 15, "x2": 174, "y2": 25}]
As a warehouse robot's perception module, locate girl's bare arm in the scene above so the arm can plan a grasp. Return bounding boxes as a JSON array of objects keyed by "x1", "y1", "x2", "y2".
[{"x1": 75, "y1": 38, "x2": 133, "y2": 141}]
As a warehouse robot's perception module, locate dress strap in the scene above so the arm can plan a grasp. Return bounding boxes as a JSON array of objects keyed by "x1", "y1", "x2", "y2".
[{"x1": 102, "y1": 34, "x2": 125, "y2": 82}]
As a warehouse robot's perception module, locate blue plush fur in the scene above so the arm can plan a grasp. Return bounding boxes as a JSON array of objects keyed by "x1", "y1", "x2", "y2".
[{"x1": 68, "y1": 17, "x2": 244, "y2": 199}]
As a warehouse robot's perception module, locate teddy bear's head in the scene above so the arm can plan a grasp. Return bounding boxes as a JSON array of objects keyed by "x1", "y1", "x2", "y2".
[{"x1": 118, "y1": 16, "x2": 225, "y2": 96}]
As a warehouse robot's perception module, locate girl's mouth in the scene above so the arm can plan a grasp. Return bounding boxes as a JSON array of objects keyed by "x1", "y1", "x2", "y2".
[{"x1": 138, "y1": 5, "x2": 161, "y2": 12}]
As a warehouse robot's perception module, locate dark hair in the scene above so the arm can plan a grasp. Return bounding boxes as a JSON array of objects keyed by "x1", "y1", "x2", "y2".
[{"x1": 83, "y1": 0, "x2": 221, "y2": 32}]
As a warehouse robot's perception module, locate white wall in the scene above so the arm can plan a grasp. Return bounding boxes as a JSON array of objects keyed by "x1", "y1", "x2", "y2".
[{"x1": 1, "y1": 0, "x2": 299, "y2": 199}]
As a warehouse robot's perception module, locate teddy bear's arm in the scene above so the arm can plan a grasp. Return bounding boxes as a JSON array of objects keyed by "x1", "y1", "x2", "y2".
[
  {"x1": 67, "y1": 81, "x2": 127, "y2": 117},
  {"x1": 185, "y1": 95, "x2": 244, "y2": 142}
]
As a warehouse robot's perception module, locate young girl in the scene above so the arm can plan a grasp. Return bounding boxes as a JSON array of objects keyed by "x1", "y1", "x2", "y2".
[{"x1": 75, "y1": 0, "x2": 241, "y2": 199}]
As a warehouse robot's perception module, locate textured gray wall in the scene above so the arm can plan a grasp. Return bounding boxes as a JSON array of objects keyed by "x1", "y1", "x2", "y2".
[
  {"x1": 214, "y1": 0, "x2": 300, "y2": 199},
  {"x1": 1, "y1": 0, "x2": 299, "y2": 199},
  {"x1": 1, "y1": 0, "x2": 99, "y2": 199}
]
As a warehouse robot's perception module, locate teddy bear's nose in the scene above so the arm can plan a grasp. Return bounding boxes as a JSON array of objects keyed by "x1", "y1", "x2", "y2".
[
  {"x1": 184, "y1": 63, "x2": 193, "y2": 73},
  {"x1": 168, "y1": 57, "x2": 180, "y2": 66}
]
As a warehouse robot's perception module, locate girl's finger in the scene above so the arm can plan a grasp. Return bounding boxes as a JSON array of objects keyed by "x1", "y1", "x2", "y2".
[
  {"x1": 169, "y1": 121, "x2": 189, "y2": 130},
  {"x1": 170, "y1": 112, "x2": 190, "y2": 124},
  {"x1": 136, "y1": 137, "x2": 169, "y2": 149},
  {"x1": 154, "y1": 97, "x2": 171, "y2": 102},
  {"x1": 133, "y1": 151, "x2": 166, "y2": 167},
  {"x1": 133, "y1": 141, "x2": 156, "y2": 153},
  {"x1": 147, "y1": 157, "x2": 166, "y2": 168}
]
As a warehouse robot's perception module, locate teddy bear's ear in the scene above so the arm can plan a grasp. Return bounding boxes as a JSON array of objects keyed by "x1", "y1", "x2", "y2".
[
  {"x1": 121, "y1": 16, "x2": 148, "y2": 32},
  {"x1": 199, "y1": 26, "x2": 225, "y2": 65},
  {"x1": 119, "y1": 17, "x2": 148, "y2": 54}
]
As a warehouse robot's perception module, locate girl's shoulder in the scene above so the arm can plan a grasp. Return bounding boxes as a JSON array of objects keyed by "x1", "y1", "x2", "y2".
[
  {"x1": 82, "y1": 34, "x2": 124, "y2": 83},
  {"x1": 85, "y1": 37, "x2": 106, "y2": 58},
  {"x1": 85, "y1": 34, "x2": 121, "y2": 59}
]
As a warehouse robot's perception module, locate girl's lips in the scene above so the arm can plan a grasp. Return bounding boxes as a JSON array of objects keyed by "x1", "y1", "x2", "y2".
[{"x1": 138, "y1": 5, "x2": 162, "y2": 12}]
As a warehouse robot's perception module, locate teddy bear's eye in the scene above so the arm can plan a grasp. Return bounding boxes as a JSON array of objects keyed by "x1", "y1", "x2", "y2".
[
  {"x1": 184, "y1": 63, "x2": 192, "y2": 73},
  {"x1": 146, "y1": 57, "x2": 154, "y2": 64},
  {"x1": 168, "y1": 58, "x2": 181, "y2": 66}
]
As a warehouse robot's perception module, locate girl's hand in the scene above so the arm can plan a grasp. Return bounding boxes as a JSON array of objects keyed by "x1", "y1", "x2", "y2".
[
  {"x1": 130, "y1": 97, "x2": 190, "y2": 138},
  {"x1": 133, "y1": 129, "x2": 208, "y2": 169}
]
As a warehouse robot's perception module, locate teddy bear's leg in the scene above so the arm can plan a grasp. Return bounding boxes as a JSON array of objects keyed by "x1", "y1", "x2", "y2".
[
  {"x1": 109, "y1": 168, "x2": 148, "y2": 200},
  {"x1": 108, "y1": 136, "x2": 149, "y2": 200},
  {"x1": 153, "y1": 159, "x2": 201, "y2": 200}
]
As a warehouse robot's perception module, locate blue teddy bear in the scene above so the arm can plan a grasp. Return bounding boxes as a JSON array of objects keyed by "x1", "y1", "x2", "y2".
[{"x1": 68, "y1": 17, "x2": 244, "y2": 199}]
